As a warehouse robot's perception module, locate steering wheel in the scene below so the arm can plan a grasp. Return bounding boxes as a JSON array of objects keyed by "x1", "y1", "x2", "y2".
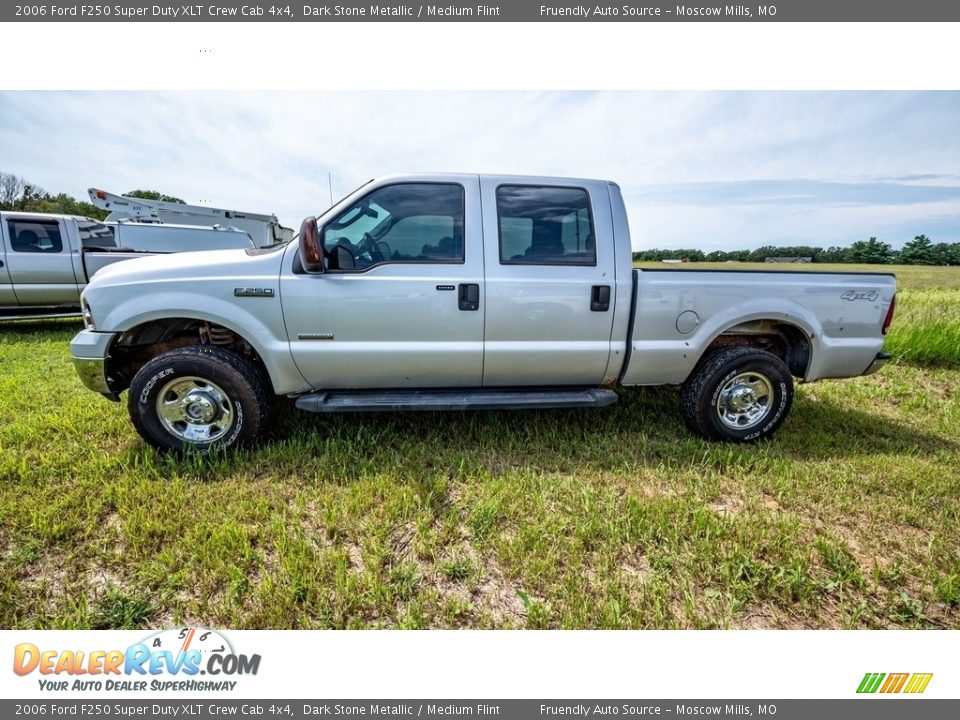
[{"x1": 359, "y1": 232, "x2": 386, "y2": 263}]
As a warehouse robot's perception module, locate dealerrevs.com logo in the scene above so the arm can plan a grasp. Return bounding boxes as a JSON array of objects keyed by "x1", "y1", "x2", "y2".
[
  {"x1": 857, "y1": 672, "x2": 933, "y2": 694},
  {"x1": 13, "y1": 627, "x2": 261, "y2": 693}
]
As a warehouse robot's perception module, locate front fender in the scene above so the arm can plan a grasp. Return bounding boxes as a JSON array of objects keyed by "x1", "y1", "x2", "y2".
[{"x1": 100, "y1": 292, "x2": 311, "y2": 395}]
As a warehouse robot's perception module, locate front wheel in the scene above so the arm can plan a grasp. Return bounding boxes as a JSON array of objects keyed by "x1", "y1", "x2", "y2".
[
  {"x1": 128, "y1": 345, "x2": 270, "y2": 453},
  {"x1": 680, "y1": 346, "x2": 793, "y2": 442}
]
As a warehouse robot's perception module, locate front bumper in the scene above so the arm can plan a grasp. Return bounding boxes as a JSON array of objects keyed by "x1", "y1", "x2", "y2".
[
  {"x1": 861, "y1": 351, "x2": 892, "y2": 377},
  {"x1": 70, "y1": 330, "x2": 120, "y2": 401}
]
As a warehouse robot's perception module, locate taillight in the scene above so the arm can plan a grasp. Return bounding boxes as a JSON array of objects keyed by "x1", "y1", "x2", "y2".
[{"x1": 882, "y1": 294, "x2": 896, "y2": 335}]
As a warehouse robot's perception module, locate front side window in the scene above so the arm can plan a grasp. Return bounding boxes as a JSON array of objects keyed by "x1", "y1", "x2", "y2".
[
  {"x1": 7, "y1": 219, "x2": 64, "y2": 254},
  {"x1": 497, "y1": 185, "x2": 596, "y2": 265},
  {"x1": 322, "y1": 183, "x2": 464, "y2": 270}
]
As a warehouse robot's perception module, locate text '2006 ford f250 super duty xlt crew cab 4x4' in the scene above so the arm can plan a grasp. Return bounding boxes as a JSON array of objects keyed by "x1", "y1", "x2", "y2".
[{"x1": 69, "y1": 174, "x2": 896, "y2": 452}]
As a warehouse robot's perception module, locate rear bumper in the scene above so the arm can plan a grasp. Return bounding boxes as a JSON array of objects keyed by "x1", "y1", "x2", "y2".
[
  {"x1": 861, "y1": 351, "x2": 892, "y2": 377},
  {"x1": 70, "y1": 330, "x2": 120, "y2": 401}
]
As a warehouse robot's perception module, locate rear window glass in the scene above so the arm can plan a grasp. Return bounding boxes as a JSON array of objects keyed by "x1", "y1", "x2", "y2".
[{"x1": 78, "y1": 221, "x2": 117, "y2": 249}]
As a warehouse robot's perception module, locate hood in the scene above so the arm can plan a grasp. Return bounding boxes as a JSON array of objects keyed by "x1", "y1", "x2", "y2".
[
  {"x1": 87, "y1": 247, "x2": 284, "y2": 289},
  {"x1": 81, "y1": 244, "x2": 292, "y2": 333}
]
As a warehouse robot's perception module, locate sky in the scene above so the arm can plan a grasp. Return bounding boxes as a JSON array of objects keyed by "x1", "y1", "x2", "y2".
[{"x1": 1, "y1": 91, "x2": 959, "y2": 251}]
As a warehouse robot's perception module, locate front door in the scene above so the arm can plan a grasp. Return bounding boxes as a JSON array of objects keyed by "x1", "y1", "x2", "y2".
[
  {"x1": 282, "y1": 177, "x2": 485, "y2": 389},
  {"x1": 0, "y1": 232, "x2": 15, "y2": 306},
  {"x1": 480, "y1": 178, "x2": 617, "y2": 386},
  {"x1": 3, "y1": 216, "x2": 81, "y2": 306}
]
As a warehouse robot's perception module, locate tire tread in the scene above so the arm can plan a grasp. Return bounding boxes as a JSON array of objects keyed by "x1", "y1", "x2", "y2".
[
  {"x1": 680, "y1": 345, "x2": 792, "y2": 442},
  {"x1": 127, "y1": 345, "x2": 270, "y2": 452}
]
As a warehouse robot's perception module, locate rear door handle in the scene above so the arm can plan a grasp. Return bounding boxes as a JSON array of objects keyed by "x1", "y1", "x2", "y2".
[
  {"x1": 591, "y1": 285, "x2": 611, "y2": 312},
  {"x1": 458, "y1": 283, "x2": 479, "y2": 311}
]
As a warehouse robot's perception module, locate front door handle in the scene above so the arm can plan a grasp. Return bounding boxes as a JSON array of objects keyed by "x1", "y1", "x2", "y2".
[
  {"x1": 591, "y1": 285, "x2": 611, "y2": 312},
  {"x1": 458, "y1": 283, "x2": 479, "y2": 311}
]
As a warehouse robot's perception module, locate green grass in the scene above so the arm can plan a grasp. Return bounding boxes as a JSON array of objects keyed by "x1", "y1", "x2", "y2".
[{"x1": 0, "y1": 264, "x2": 958, "y2": 629}]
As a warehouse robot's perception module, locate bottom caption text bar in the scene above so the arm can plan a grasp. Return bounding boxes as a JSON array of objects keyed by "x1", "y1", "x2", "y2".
[{"x1": 4, "y1": 701, "x2": 958, "y2": 720}]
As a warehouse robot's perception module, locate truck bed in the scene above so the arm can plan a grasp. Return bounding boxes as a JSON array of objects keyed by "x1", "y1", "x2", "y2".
[{"x1": 619, "y1": 267, "x2": 896, "y2": 385}]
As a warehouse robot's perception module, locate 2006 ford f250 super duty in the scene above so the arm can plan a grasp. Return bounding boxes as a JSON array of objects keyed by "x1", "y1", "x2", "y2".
[{"x1": 69, "y1": 174, "x2": 896, "y2": 452}]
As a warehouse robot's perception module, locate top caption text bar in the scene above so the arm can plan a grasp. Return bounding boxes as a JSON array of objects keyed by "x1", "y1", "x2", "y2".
[{"x1": 7, "y1": 0, "x2": 960, "y2": 22}]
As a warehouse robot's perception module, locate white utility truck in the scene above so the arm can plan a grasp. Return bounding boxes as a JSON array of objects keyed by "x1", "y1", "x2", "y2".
[{"x1": 88, "y1": 188, "x2": 294, "y2": 247}]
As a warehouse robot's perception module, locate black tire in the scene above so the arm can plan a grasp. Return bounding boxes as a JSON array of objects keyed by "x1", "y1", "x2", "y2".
[
  {"x1": 680, "y1": 346, "x2": 793, "y2": 442},
  {"x1": 127, "y1": 345, "x2": 270, "y2": 453}
]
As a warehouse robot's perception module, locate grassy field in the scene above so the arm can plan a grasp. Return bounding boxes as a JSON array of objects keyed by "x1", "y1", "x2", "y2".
[{"x1": 0, "y1": 263, "x2": 958, "y2": 629}]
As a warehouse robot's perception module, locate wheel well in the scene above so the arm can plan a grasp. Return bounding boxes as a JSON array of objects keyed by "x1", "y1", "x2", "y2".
[
  {"x1": 702, "y1": 320, "x2": 812, "y2": 378},
  {"x1": 106, "y1": 318, "x2": 270, "y2": 393}
]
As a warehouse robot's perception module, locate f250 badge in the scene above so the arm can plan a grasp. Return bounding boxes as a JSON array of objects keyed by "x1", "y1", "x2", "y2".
[
  {"x1": 234, "y1": 288, "x2": 274, "y2": 298},
  {"x1": 841, "y1": 290, "x2": 879, "y2": 302}
]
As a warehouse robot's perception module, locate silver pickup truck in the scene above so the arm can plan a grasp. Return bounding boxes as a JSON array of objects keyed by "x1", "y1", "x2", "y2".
[
  {"x1": 0, "y1": 211, "x2": 254, "y2": 319},
  {"x1": 69, "y1": 174, "x2": 896, "y2": 452}
]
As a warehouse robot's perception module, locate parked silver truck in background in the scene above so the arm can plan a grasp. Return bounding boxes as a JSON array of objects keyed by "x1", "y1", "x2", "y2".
[
  {"x1": 0, "y1": 211, "x2": 254, "y2": 319},
  {"x1": 70, "y1": 174, "x2": 896, "y2": 452}
]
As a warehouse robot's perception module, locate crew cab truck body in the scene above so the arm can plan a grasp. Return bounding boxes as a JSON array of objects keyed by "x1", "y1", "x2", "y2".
[
  {"x1": 69, "y1": 174, "x2": 895, "y2": 451},
  {"x1": 0, "y1": 211, "x2": 254, "y2": 319}
]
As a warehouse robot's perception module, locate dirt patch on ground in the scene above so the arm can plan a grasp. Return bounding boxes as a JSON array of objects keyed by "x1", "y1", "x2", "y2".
[
  {"x1": 709, "y1": 496, "x2": 745, "y2": 519},
  {"x1": 620, "y1": 551, "x2": 651, "y2": 583},
  {"x1": 17, "y1": 549, "x2": 139, "y2": 617},
  {"x1": 732, "y1": 604, "x2": 842, "y2": 630},
  {"x1": 389, "y1": 519, "x2": 529, "y2": 626},
  {"x1": 734, "y1": 606, "x2": 779, "y2": 629},
  {"x1": 762, "y1": 495, "x2": 781, "y2": 511}
]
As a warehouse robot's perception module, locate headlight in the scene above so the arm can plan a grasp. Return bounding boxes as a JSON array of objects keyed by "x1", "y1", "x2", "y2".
[{"x1": 81, "y1": 298, "x2": 95, "y2": 330}]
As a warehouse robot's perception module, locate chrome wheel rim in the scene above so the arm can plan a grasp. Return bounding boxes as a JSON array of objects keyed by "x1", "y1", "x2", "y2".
[
  {"x1": 716, "y1": 371, "x2": 774, "y2": 430},
  {"x1": 155, "y1": 376, "x2": 235, "y2": 444}
]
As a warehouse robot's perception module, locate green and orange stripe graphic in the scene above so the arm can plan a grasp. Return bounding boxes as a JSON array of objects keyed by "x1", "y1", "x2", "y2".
[{"x1": 857, "y1": 672, "x2": 933, "y2": 694}]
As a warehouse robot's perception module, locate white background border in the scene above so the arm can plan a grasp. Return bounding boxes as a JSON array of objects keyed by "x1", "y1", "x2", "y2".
[
  {"x1": 3, "y1": 22, "x2": 959, "y2": 90},
  {"x1": 2, "y1": 629, "x2": 957, "y2": 698}
]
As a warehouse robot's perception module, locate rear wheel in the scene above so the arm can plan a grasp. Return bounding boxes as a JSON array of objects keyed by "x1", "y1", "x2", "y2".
[
  {"x1": 680, "y1": 346, "x2": 793, "y2": 442},
  {"x1": 128, "y1": 345, "x2": 269, "y2": 453}
]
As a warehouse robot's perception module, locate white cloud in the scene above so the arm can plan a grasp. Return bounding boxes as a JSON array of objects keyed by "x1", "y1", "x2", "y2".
[{"x1": 1, "y1": 91, "x2": 958, "y2": 249}]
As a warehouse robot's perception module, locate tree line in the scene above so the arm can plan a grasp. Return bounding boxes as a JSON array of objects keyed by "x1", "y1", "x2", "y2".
[
  {"x1": 633, "y1": 236, "x2": 960, "y2": 266},
  {"x1": 0, "y1": 171, "x2": 184, "y2": 221},
  {"x1": 3, "y1": 171, "x2": 956, "y2": 265}
]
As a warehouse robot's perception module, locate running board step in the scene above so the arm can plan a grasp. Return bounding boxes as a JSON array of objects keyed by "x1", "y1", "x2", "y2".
[
  {"x1": 295, "y1": 388, "x2": 618, "y2": 413},
  {"x1": 0, "y1": 309, "x2": 81, "y2": 322}
]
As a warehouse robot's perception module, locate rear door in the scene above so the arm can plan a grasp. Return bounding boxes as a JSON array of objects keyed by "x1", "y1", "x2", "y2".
[
  {"x1": 480, "y1": 178, "x2": 617, "y2": 386},
  {"x1": 3, "y1": 215, "x2": 82, "y2": 306},
  {"x1": 282, "y1": 176, "x2": 485, "y2": 389}
]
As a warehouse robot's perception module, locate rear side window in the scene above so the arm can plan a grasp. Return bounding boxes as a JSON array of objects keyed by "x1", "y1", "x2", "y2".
[
  {"x1": 497, "y1": 186, "x2": 596, "y2": 265},
  {"x1": 7, "y1": 219, "x2": 64, "y2": 253}
]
